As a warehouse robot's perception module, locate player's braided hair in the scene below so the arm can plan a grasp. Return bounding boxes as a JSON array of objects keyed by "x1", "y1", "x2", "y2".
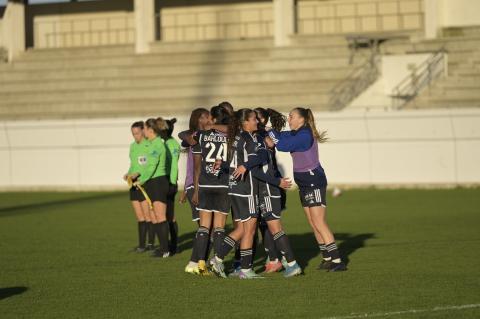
[{"x1": 293, "y1": 107, "x2": 328, "y2": 143}]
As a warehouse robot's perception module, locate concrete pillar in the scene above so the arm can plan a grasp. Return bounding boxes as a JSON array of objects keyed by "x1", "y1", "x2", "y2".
[
  {"x1": 274, "y1": 0, "x2": 295, "y2": 47},
  {"x1": 424, "y1": 0, "x2": 443, "y2": 39},
  {"x1": 3, "y1": 0, "x2": 26, "y2": 61},
  {"x1": 134, "y1": 0, "x2": 155, "y2": 54}
]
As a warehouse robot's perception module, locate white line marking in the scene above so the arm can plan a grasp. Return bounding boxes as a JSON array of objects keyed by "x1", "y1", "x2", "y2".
[{"x1": 321, "y1": 304, "x2": 480, "y2": 319}]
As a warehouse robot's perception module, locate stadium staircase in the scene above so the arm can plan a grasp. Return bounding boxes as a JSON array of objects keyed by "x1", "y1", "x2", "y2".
[
  {"x1": 0, "y1": 36, "x2": 372, "y2": 119},
  {"x1": 380, "y1": 27, "x2": 480, "y2": 109}
]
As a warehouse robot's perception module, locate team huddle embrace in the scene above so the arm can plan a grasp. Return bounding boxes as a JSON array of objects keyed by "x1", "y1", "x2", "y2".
[{"x1": 124, "y1": 102, "x2": 347, "y2": 279}]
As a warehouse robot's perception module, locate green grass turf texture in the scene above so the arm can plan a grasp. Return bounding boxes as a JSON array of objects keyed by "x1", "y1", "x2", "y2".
[{"x1": 0, "y1": 189, "x2": 479, "y2": 319}]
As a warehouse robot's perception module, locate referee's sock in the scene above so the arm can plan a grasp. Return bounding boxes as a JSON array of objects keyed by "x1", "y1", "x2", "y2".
[
  {"x1": 212, "y1": 227, "x2": 225, "y2": 256},
  {"x1": 192, "y1": 226, "x2": 210, "y2": 262},
  {"x1": 325, "y1": 242, "x2": 342, "y2": 263},
  {"x1": 147, "y1": 222, "x2": 155, "y2": 247},
  {"x1": 319, "y1": 243, "x2": 332, "y2": 261},
  {"x1": 156, "y1": 221, "x2": 170, "y2": 254},
  {"x1": 215, "y1": 235, "x2": 236, "y2": 261},
  {"x1": 138, "y1": 221, "x2": 147, "y2": 249},
  {"x1": 273, "y1": 230, "x2": 296, "y2": 264},
  {"x1": 168, "y1": 221, "x2": 178, "y2": 253}
]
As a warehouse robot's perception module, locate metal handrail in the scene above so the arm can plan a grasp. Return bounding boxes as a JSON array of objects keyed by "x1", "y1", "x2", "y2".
[
  {"x1": 328, "y1": 54, "x2": 380, "y2": 111},
  {"x1": 390, "y1": 49, "x2": 447, "y2": 109}
]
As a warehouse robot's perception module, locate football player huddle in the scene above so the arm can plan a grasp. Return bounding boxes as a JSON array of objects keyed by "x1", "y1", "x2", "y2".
[{"x1": 124, "y1": 102, "x2": 346, "y2": 280}]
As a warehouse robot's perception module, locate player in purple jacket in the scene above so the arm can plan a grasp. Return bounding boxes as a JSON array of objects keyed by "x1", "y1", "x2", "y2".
[{"x1": 268, "y1": 107, "x2": 347, "y2": 272}]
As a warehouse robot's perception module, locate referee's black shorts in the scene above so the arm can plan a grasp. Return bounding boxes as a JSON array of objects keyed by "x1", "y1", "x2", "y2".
[
  {"x1": 144, "y1": 176, "x2": 169, "y2": 204},
  {"x1": 129, "y1": 187, "x2": 145, "y2": 202}
]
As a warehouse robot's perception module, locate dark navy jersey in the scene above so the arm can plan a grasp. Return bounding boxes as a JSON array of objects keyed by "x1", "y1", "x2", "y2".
[
  {"x1": 192, "y1": 129, "x2": 229, "y2": 188},
  {"x1": 257, "y1": 129, "x2": 282, "y2": 179},
  {"x1": 228, "y1": 131, "x2": 263, "y2": 196},
  {"x1": 256, "y1": 138, "x2": 282, "y2": 198}
]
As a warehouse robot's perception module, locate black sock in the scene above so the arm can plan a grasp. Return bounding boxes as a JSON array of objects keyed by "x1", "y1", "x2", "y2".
[
  {"x1": 234, "y1": 245, "x2": 241, "y2": 263},
  {"x1": 319, "y1": 243, "x2": 331, "y2": 261},
  {"x1": 325, "y1": 242, "x2": 341, "y2": 263},
  {"x1": 156, "y1": 221, "x2": 169, "y2": 254},
  {"x1": 212, "y1": 228, "x2": 225, "y2": 256},
  {"x1": 138, "y1": 221, "x2": 147, "y2": 248},
  {"x1": 252, "y1": 229, "x2": 259, "y2": 262},
  {"x1": 263, "y1": 229, "x2": 279, "y2": 261},
  {"x1": 240, "y1": 249, "x2": 253, "y2": 270},
  {"x1": 273, "y1": 230, "x2": 296, "y2": 263},
  {"x1": 147, "y1": 222, "x2": 155, "y2": 246},
  {"x1": 192, "y1": 226, "x2": 210, "y2": 261},
  {"x1": 168, "y1": 221, "x2": 178, "y2": 252},
  {"x1": 216, "y1": 235, "x2": 236, "y2": 260},
  {"x1": 205, "y1": 231, "x2": 212, "y2": 260}
]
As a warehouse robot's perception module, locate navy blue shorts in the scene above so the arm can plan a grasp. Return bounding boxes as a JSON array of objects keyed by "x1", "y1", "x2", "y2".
[{"x1": 299, "y1": 186, "x2": 327, "y2": 208}]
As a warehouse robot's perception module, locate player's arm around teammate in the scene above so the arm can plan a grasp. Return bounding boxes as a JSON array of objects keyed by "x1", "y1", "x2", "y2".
[
  {"x1": 188, "y1": 106, "x2": 231, "y2": 275},
  {"x1": 267, "y1": 108, "x2": 346, "y2": 272}
]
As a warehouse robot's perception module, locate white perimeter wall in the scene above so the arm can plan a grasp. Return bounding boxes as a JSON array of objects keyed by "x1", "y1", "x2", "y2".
[{"x1": 0, "y1": 109, "x2": 479, "y2": 191}]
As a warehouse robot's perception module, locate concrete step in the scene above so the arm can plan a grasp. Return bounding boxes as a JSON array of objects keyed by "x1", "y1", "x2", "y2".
[
  {"x1": 1, "y1": 54, "x2": 356, "y2": 72},
  {"x1": 0, "y1": 68, "x2": 351, "y2": 89},
  {"x1": 0, "y1": 81, "x2": 333, "y2": 103},
  {"x1": 0, "y1": 59, "x2": 358, "y2": 82},
  {"x1": 21, "y1": 44, "x2": 135, "y2": 59},
  {"x1": 150, "y1": 37, "x2": 274, "y2": 54},
  {"x1": 408, "y1": 98, "x2": 480, "y2": 109},
  {"x1": 0, "y1": 75, "x2": 340, "y2": 94},
  {"x1": 0, "y1": 93, "x2": 330, "y2": 119}
]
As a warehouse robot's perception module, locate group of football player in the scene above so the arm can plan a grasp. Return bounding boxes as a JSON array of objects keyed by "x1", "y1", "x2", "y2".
[{"x1": 124, "y1": 102, "x2": 346, "y2": 279}]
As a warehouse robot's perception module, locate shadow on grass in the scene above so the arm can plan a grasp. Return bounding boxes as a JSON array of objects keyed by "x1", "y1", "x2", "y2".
[
  {"x1": 0, "y1": 286, "x2": 28, "y2": 300},
  {"x1": 0, "y1": 192, "x2": 124, "y2": 218},
  {"x1": 250, "y1": 232, "x2": 376, "y2": 271},
  {"x1": 176, "y1": 230, "x2": 197, "y2": 253}
]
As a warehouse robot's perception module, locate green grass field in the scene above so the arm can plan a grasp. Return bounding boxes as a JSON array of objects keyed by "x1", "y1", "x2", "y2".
[{"x1": 1, "y1": 189, "x2": 479, "y2": 318}]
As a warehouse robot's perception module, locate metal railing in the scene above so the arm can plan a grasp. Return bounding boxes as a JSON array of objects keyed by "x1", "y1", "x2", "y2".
[
  {"x1": 298, "y1": 0, "x2": 424, "y2": 35},
  {"x1": 329, "y1": 54, "x2": 380, "y2": 111},
  {"x1": 390, "y1": 50, "x2": 447, "y2": 109}
]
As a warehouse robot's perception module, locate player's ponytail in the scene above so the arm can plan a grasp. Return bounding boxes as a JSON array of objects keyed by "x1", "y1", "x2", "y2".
[
  {"x1": 165, "y1": 118, "x2": 177, "y2": 139},
  {"x1": 266, "y1": 108, "x2": 286, "y2": 132},
  {"x1": 227, "y1": 110, "x2": 241, "y2": 155},
  {"x1": 294, "y1": 107, "x2": 328, "y2": 143}
]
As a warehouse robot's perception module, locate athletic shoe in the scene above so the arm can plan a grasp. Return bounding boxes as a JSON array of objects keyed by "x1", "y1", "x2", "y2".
[
  {"x1": 317, "y1": 260, "x2": 333, "y2": 270},
  {"x1": 264, "y1": 260, "x2": 283, "y2": 273},
  {"x1": 152, "y1": 250, "x2": 170, "y2": 258},
  {"x1": 327, "y1": 262, "x2": 347, "y2": 272},
  {"x1": 184, "y1": 263, "x2": 200, "y2": 275},
  {"x1": 209, "y1": 257, "x2": 227, "y2": 278},
  {"x1": 281, "y1": 256, "x2": 288, "y2": 269},
  {"x1": 198, "y1": 260, "x2": 212, "y2": 276},
  {"x1": 283, "y1": 262, "x2": 302, "y2": 278},
  {"x1": 238, "y1": 269, "x2": 264, "y2": 279},
  {"x1": 228, "y1": 267, "x2": 241, "y2": 278}
]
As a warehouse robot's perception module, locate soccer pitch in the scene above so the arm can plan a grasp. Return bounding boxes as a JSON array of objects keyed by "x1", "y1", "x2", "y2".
[{"x1": 1, "y1": 189, "x2": 479, "y2": 318}]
